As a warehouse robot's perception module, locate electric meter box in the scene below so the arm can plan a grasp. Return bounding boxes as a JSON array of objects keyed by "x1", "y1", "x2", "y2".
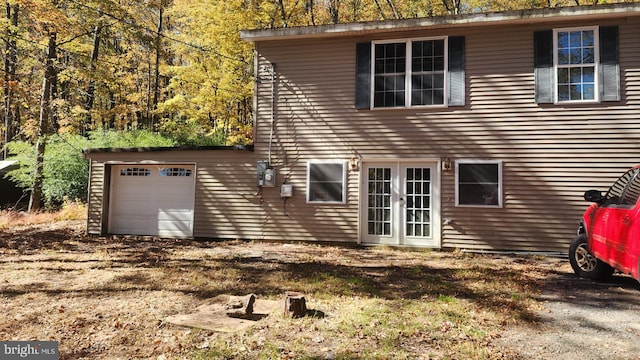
[
  {"x1": 280, "y1": 184, "x2": 293, "y2": 198},
  {"x1": 257, "y1": 160, "x2": 276, "y2": 187},
  {"x1": 264, "y1": 168, "x2": 276, "y2": 187}
]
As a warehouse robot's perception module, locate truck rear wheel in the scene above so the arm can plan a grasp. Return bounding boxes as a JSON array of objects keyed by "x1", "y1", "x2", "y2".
[{"x1": 569, "y1": 234, "x2": 614, "y2": 280}]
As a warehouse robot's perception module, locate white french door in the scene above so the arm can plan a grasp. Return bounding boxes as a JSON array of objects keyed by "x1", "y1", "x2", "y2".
[{"x1": 361, "y1": 161, "x2": 440, "y2": 247}]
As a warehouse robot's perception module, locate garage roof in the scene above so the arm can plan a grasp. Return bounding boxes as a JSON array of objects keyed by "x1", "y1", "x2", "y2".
[
  {"x1": 83, "y1": 145, "x2": 253, "y2": 158},
  {"x1": 0, "y1": 160, "x2": 17, "y2": 172}
]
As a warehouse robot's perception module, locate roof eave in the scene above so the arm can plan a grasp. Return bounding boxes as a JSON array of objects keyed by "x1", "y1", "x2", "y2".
[
  {"x1": 240, "y1": 3, "x2": 640, "y2": 42},
  {"x1": 82, "y1": 145, "x2": 254, "y2": 159}
]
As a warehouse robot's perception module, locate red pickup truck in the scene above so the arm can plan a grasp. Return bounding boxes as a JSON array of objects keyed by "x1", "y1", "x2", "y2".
[{"x1": 569, "y1": 165, "x2": 640, "y2": 281}]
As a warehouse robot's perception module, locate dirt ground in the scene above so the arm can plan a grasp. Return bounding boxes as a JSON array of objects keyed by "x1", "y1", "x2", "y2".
[{"x1": 1, "y1": 220, "x2": 639, "y2": 359}]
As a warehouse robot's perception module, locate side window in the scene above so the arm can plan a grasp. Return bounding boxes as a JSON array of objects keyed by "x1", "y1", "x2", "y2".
[
  {"x1": 455, "y1": 160, "x2": 502, "y2": 207},
  {"x1": 307, "y1": 161, "x2": 347, "y2": 204},
  {"x1": 606, "y1": 168, "x2": 640, "y2": 206}
]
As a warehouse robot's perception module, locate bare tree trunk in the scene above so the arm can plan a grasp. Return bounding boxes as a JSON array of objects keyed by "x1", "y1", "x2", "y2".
[
  {"x1": 306, "y1": 0, "x2": 315, "y2": 25},
  {"x1": 442, "y1": 0, "x2": 461, "y2": 15},
  {"x1": 151, "y1": 5, "x2": 163, "y2": 130},
  {"x1": 146, "y1": 52, "x2": 152, "y2": 124},
  {"x1": 277, "y1": 0, "x2": 288, "y2": 27},
  {"x1": 385, "y1": 0, "x2": 401, "y2": 19},
  {"x1": 3, "y1": 2, "x2": 17, "y2": 159},
  {"x1": 84, "y1": 24, "x2": 101, "y2": 136},
  {"x1": 329, "y1": 0, "x2": 339, "y2": 23},
  {"x1": 373, "y1": 0, "x2": 387, "y2": 20},
  {"x1": 29, "y1": 31, "x2": 57, "y2": 212}
]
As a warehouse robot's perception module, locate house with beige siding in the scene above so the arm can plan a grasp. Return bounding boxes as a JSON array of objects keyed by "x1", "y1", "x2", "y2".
[{"x1": 84, "y1": 3, "x2": 640, "y2": 252}]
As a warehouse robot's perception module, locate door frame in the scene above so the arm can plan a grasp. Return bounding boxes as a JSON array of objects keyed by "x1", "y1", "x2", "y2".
[{"x1": 358, "y1": 158, "x2": 442, "y2": 248}]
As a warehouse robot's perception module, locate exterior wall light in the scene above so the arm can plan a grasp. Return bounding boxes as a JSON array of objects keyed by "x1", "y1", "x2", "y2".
[
  {"x1": 442, "y1": 157, "x2": 452, "y2": 172},
  {"x1": 349, "y1": 157, "x2": 360, "y2": 171}
]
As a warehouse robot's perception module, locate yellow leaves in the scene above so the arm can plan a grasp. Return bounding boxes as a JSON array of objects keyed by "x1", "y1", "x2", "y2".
[
  {"x1": 156, "y1": 94, "x2": 188, "y2": 114},
  {"x1": 18, "y1": 0, "x2": 71, "y2": 35}
]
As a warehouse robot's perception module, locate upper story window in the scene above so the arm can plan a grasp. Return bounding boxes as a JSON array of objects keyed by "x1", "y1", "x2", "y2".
[
  {"x1": 373, "y1": 39, "x2": 445, "y2": 108},
  {"x1": 355, "y1": 36, "x2": 465, "y2": 110},
  {"x1": 534, "y1": 26, "x2": 619, "y2": 104},
  {"x1": 554, "y1": 27, "x2": 598, "y2": 102}
]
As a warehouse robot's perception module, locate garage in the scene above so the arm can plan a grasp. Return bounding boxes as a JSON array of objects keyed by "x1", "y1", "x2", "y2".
[{"x1": 108, "y1": 164, "x2": 196, "y2": 237}]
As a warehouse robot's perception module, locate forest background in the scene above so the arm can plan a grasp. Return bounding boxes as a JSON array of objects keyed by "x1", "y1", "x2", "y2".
[{"x1": 0, "y1": 0, "x2": 630, "y2": 210}]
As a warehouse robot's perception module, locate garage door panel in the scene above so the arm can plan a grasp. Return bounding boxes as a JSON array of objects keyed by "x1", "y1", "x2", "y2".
[
  {"x1": 158, "y1": 219, "x2": 193, "y2": 237},
  {"x1": 158, "y1": 209, "x2": 193, "y2": 221},
  {"x1": 110, "y1": 215, "x2": 156, "y2": 235},
  {"x1": 158, "y1": 191, "x2": 193, "y2": 202},
  {"x1": 109, "y1": 164, "x2": 195, "y2": 237}
]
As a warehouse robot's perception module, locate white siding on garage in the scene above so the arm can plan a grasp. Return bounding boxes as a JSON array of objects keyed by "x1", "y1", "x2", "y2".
[{"x1": 108, "y1": 164, "x2": 195, "y2": 237}]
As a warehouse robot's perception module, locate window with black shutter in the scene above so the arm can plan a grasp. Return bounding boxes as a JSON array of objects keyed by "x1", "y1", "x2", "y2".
[
  {"x1": 355, "y1": 36, "x2": 465, "y2": 109},
  {"x1": 534, "y1": 26, "x2": 619, "y2": 104}
]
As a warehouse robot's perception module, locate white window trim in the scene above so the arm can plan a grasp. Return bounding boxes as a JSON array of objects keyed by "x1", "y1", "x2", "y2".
[
  {"x1": 553, "y1": 26, "x2": 599, "y2": 104},
  {"x1": 455, "y1": 160, "x2": 503, "y2": 208},
  {"x1": 370, "y1": 36, "x2": 449, "y2": 109},
  {"x1": 306, "y1": 160, "x2": 348, "y2": 204}
]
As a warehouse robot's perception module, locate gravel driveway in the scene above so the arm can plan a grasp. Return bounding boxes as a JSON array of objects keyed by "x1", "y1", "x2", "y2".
[{"x1": 500, "y1": 260, "x2": 640, "y2": 360}]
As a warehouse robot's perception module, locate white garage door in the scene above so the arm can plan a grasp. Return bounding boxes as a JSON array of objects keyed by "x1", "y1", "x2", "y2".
[{"x1": 108, "y1": 164, "x2": 195, "y2": 237}]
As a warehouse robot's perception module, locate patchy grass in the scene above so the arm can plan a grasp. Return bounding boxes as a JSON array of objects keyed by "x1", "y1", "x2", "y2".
[
  {"x1": 0, "y1": 201, "x2": 86, "y2": 229},
  {"x1": 0, "y1": 221, "x2": 562, "y2": 359}
]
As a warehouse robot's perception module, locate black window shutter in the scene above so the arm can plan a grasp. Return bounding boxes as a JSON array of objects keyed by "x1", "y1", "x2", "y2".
[
  {"x1": 599, "y1": 26, "x2": 620, "y2": 102},
  {"x1": 448, "y1": 36, "x2": 465, "y2": 106},
  {"x1": 355, "y1": 42, "x2": 371, "y2": 109},
  {"x1": 534, "y1": 30, "x2": 554, "y2": 104}
]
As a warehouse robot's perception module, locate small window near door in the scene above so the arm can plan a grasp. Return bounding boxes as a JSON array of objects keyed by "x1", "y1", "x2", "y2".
[
  {"x1": 455, "y1": 160, "x2": 502, "y2": 207},
  {"x1": 307, "y1": 161, "x2": 347, "y2": 204}
]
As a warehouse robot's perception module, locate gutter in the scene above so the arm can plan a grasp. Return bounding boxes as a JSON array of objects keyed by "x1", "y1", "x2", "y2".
[{"x1": 82, "y1": 144, "x2": 254, "y2": 159}]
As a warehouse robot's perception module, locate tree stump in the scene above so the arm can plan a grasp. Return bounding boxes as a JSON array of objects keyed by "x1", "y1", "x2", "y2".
[
  {"x1": 283, "y1": 291, "x2": 307, "y2": 318},
  {"x1": 225, "y1": 294, "x2": 256, "y2": 319}
]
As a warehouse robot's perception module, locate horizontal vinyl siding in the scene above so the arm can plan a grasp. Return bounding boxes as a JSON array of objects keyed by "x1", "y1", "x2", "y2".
[
  {"x1": 253, "y1": 16, "x2": 640, "y2": 251},
  {"x1": 85, "y1": 150, "x2": 262, "y2": 240},
  {"x1": 192, "y1": 152, "x2": 262, "y2": 240},
  {"x1": 86, "y1": 160, "x2": 104, "y2": 235},
  {"x1": 255, "y1": 38, "x2": 361, "y2": 244}
]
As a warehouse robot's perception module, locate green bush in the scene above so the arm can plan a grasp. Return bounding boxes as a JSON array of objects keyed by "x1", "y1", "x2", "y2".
[{"x1": 5, "y1": 130, "x2": 183, "y2": 209}]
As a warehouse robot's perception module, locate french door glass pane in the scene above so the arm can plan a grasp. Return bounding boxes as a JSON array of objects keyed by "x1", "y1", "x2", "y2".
[
  {"x1": 405, "y1": 168, "x2": 431, "y2": 238},
  {"x1": 367, "y1": 167, "x2": 392, "y2": 236}
]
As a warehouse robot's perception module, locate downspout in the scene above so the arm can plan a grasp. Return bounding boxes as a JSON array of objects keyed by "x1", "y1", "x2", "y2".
[{"x1": 268, "y1": 63, "x2": 276, "y2": 165}]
